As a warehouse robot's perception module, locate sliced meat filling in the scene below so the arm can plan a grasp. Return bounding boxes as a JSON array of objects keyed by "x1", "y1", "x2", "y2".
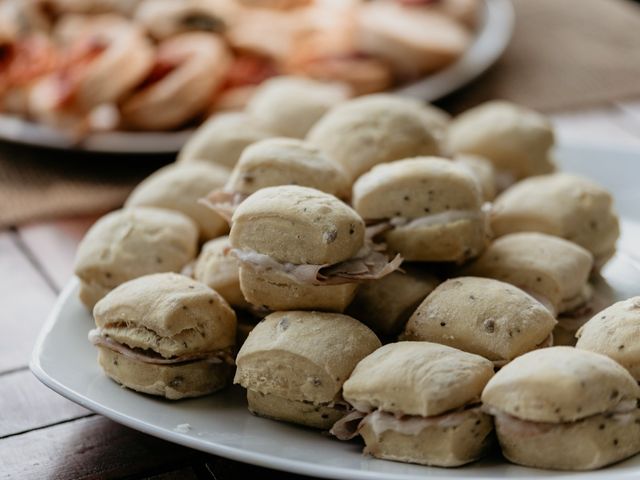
[
  {"x1": 232, "y1": 246, "x2": 402, "y2": 286},
  {"x1": 331, "y1": 404, "x2": 483, "y2": 440},
  {"x1": 89, "y1": 329, "x2": 234, "y2": 366}
]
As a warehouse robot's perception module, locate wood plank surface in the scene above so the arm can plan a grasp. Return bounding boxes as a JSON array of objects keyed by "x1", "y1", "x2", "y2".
[
  {"x1": 0, "y1": 416, "x2": 202, "y2": 480},
  {"x1": 0, "y1": 369, "x2": 89, "y2": 438},
  {"x1": 0, "y1": 232, "x2": 56, "y2": 373},
  {"x1": 17, "y1": 216, "x2": 97, "y2": 292}
]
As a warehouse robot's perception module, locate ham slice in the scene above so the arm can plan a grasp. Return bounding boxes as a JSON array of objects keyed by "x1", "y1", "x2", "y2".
[
  {"x1": 89, "y1": 329, "x2": 234, "y2": 366},
  {"x1": 331, "y1": 405, "x2": 485, "y2": 440},
  {"x1": 232, "y1": 246, "x2": 402, "y2": 286},
  {"x1": 200, "y1": 190, "x2": 248, "y2": 223},
  {"x1": 366, "y1": 209, "x2": 486, "y2": 240}
]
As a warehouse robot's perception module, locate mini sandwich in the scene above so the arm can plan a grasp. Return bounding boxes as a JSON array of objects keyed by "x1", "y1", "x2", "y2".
[
  {"x1": 402, "y1": 277, "x2": 557, "y2": 365},
  {"x1": 90, "y1": 273, "x2": 237, "y2": 400},
  {"x1": 482, "y1": 347, "x2": 640, "y2": 470},
  {"x1": 333, "y1": 342, "x2": 495, "y2": 467},
  {"x1": 447, "y1": 100, "x2": 555, "y2": 184},
  {"x1": 246, "y1": 76, "x2": 351, "y2": 139},
  {"x1": 307, "y1": 94, "x2": 439, "y2": 181},
  {"x1": 491, "y1": 173, "x2": 620, "y2": 268},
  {"x1": 177, "y1": 112, "x2": 273, "y2": 169},
  {"x1": 229, "y1": 185, "x2": 401, "y2": 312},
  {"x1": 204, "y1": 137, "x2": 351, "y2": 219},
  {"x1": 74, "y1": 207, "x2": 198, "y2": 309},
  {"x1": 193, "y1": 236, "x2": 249, "y2": 310},
  {"x1": 346, "y1": 266, "x2": 440, "y2": 338},
  {"x1": 134, "y1": 0, "x2": 238, "y2": 40},
  {"x1": 577, "y1": 296, "x2": 640, "y2": 381},
  {"x1": 353, "y1": 157, "x2": 489, "y2": 263},
  {"x1": 125, "y1": 163, "x2": 230, "y2": 241},
  {"x1": 234, "y1": 311, "x2": 381, "y2": 429},
  {"x1": 463, "y1": 232, "x2": 594, "y2": 316},
  {"x1": 355, "y1": 1, "x2": 471, "y2": 77},
  {"x1": 453, "y1": 154, "x2": 497, "y2": 202}
]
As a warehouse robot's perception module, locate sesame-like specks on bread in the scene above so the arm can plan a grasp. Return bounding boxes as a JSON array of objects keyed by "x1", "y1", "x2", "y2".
[
  {"x1": 447, "y1": 100, "x2": 555, "y2": 180},
  {"x1": 307, "y1": 94, "x2": 439, "y2": 181},
  {"x1": 353, "y1": 157, "x2": 482, "y2": 220},
  {"x1": 403, "y1": 277, "x2": 556, "y2": 362},
  {"x1": 94, "y1": 273, "x2": 236, "y2": 358},
  {"x1": 125, "y1": 163, "x2": 230, "y2": 241},
  {"x1": 234, "y1": 311, "x2": 381, "y2": 404},
  {"x1": 463, "y1": 232, "x2": 593, "y2": 314},
  {"x1": 491, "y1": 173, "x2": 619, "y2": 268},
  {"x1": 74, "y1": 207, "x2": 198, "y2": 308},
  {"x1": 577, "y1": 297, "x2": 640, "y2": 381},
  {"x1": 343, "y1": 342, "x2": 494, "y2": 417},
  {"x1": 482, "y1": 347, "x2": 640, "y2": 423},
  {"x1": 177, "y1": 112, "x2": 273, "y2": 169},
  {"x1": 230, "y1": 185, "x2": 365, "y2": 265},
  {"x1": 225, "y1": 137, "x2": 351, "y2": 200}
]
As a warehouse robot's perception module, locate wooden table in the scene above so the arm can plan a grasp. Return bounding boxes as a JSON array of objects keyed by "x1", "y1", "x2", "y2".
[{"x1": 2, "y1": 101, "x2": 640, "y2": 479}]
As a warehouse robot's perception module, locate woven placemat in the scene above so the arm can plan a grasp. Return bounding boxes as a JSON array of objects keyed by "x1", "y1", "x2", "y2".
[
  {"x1": 3, "y1": 0, "x2": 640, "y2": 228},
  {"x1": 441, "y1": 0, "x2": 640, "y2": 113},
  {"x1": 0, "y1": 142, "x2": 169, "y2": 228}
]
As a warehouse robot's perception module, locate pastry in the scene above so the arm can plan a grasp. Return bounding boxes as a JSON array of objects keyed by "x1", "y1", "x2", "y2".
[
  {"x1": 125, "y1": 163, "x2": 230, "y2": 241},
  {"x1": 576, "y1": 296, "x2": 640, "y2": 381},
  {"x1": 346, "y1": 265, "x2": 440, "y2": 337},
  {"x1": 402, "y1": 277, "x2": 556, "y2": 365},
  {"x1": 334, "y1": 342, "x2": 495, "y2": 467},
  {"x1": 353, "y1": 157, "x2": 488, "y2": 262},
  {"x1": 482, "y1": 347, "x2": 640, "y2": 470},
  {"x1": 234, "y1": 310, "x2": 381, "y2": 429},
  {"x1": 491, "y1": 173, "x2": 620, "y2": 268},
  {"x1": 307, "y1": 94, "x2": 439, "y2": 181},
  {"x1": 177, "y1": 112, "x2": 273, "y2": 169},
  {"x1": 246, "y1": 76, "x2": 351, "y2": 139},
  {"x1": 121, "y1": 32, "x2": 231, "y2": 130},
  {"x1": 229, "y1": 185, "x2": 401, "y2": 312},
  {"x1": 463, "y1": 232, "x2": 594, "y2": 316},
  {"x1": 74, "y1": 207, "x2": 198, "y2": 309},
  {"x1": 90, "y1": 272, "x2": 236, "y2": 399},
  {"x1": 447, "y1": 100, "x2": 555, "y2": 183}
]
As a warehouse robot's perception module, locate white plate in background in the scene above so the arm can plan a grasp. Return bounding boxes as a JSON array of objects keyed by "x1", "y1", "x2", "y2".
[
  {"x1": 31, "y1": 143, "x2": 640, "y2": 479},
  {"x1": 0, "y1": 0, "x2": 514, "y2": 154}
]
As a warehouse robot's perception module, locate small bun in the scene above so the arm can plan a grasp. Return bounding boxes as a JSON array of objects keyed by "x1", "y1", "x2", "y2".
[
  {"x1": 193, "y1": 236, "x2": 248, "y2": 309},
  {"x1": 247, "y1": 76, "x2": 350, "y2": 139},
  {"x1": 353, "y1": 157, "x2": 481, "y2": 220},
  {"x1": 94, "y1": 272, "x2": 236, "y2": 358},
  {"x1": 343, "y1": 342, "x2": 494, "y2": 417},
  {"x1": 358, "y1": 407, "x2": 493, "y2": 467},
  {"x1": 246, "y1": 390, "x2": 345, "y2": 430},
  {"x1": 225, "y1": 137, "x2": 350, "y2": 199},
  {"x1": 234, "y1": 311, "x2": 381, "y2": 404},
  {"x1": 577, "y1": 296, "x2": 640, "y2": 380},
  {"x1": 98, "y1": 347, "x2": 231, "y2": 400},
  {"x1": 347, "y1": 266, "x2": 440, "y2": 336},
  {"x1": 463, "y1": 232, "x2": 593, "y2": 314},
  {"x1": 482, "y1": 347, "x2": 640, "y2": 423},
  {"x1": 231, "y1": 185, "x2": 364, "y2": 265},
  {"x1": 402, "y1": 277, "x2": 556, "y2": 363},
  {"x1": 491, "y1": 173, "x2": 619, "y2": 268},
  {"x1": 307, "y1": 94, "x2": 439, "y2": 180},
  {"x1": 447, "y1": 100, "x2": 555, "y2": 180},
  {"x1": 74, "y1": 207, "x2": 198, "y2": 308},
  {"x1": 125, "y1": 163, "x2": 230, "y2": 241},
  {"x1": 177, "y1": 112, "x2": 272, "y2": 169},
  {"x1": 494, "y1": 407, "x2": 640, "y2": 471},
  {"x1": 238, "y1": 267, "x2": 357, "y2": 312},
  {"x1": 353, "y1": 157, "x2": 487, "y2": 262},
  {"x1": 453, "y1": 154, "x2": 497, "y2": 201}
]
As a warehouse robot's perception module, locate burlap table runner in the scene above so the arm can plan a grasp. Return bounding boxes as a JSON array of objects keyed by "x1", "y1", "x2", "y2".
[{"x1": 2, "y1": 0, "x2": 640, "y2": 228}]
